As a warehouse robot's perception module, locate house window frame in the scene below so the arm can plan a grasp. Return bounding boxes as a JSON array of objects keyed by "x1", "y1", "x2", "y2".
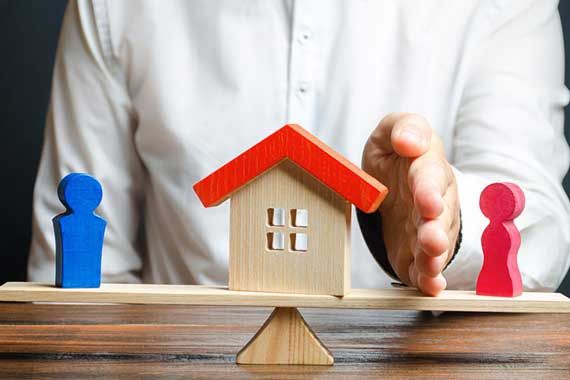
[{"x1": 266, "y1": 207, "x2": 309, "y2": 253}]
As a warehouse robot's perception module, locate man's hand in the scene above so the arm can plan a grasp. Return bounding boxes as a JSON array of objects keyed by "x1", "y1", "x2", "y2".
[{"x1": 362, "y1": 113, "x2": 461, "y2": 296}]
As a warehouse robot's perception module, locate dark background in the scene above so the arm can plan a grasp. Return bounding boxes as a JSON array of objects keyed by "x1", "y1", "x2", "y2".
[{"x1": 0, "y1": 1, "x2": 569, "y2": 295}]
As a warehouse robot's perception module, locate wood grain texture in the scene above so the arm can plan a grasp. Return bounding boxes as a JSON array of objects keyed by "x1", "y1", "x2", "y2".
[
  {"x1": 229, "y1": 160, "x2": 351, "y2": 295},
  {"x1": 477, "y1": 183, "x2": 525, "y2": 297},
  {"x1": 1, "y1": 282, "x2": 569, "y2": 313},
  {"x1": 0, "y1": 303, "x2": 568, "y2": 379},
  {"x1": 54, "y1": 173, "x2": 106, "y2": 288},
  {"x1": 192, "y1": 124, "x2": 388, "y2": 213},
  {"x1": 237, "y1": 307, "x2": 334, "y2": 365}
]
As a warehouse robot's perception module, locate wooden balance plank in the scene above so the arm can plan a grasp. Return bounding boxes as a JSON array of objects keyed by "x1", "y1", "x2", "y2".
[{"x1": 0, "y1": 282, "x2": 569, "y2": 313}]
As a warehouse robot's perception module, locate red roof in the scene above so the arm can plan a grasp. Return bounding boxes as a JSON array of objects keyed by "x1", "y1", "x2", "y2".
[{"x1": 193, "y1": 124, "x2": 388, "y2": 213}]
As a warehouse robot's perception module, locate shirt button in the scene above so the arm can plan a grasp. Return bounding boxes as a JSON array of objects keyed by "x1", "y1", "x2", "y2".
[
  {"x1": 298, "y1": 82, "x2": 310, "y2": 94},
  {"x1": 298, "y1": 29, "x2": 313, "y2": 44}
]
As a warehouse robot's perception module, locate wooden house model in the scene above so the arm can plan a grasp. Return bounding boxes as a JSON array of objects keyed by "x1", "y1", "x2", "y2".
[{"x1": 193, "y1": 124, "x2": 388, "y2": 296}]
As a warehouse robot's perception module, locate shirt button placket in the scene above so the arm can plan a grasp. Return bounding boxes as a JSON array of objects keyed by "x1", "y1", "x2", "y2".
[{"x1": 287, "y1": 2, "x2": 317, "y2": 133}]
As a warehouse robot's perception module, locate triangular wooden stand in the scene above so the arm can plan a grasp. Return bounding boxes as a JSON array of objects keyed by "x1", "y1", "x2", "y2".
[{"x1": 236, "y1": 307, "x2": 334, "y2": 365}]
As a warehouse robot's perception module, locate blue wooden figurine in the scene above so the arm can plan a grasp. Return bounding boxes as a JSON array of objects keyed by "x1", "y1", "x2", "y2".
[{"x1": 54, "y1": 173, "x2": 107, "y2": 288}]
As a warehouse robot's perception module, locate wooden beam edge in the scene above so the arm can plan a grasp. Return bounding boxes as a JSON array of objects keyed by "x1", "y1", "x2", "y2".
[{"x1": 0, "y1": 282, "x2": 568, "y2": 313}]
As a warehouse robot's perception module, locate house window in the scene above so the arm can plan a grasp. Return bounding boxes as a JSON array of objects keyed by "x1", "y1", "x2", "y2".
[
  {"x1": 290, "y1": 233, "x2": 308, "y2": 252},
  {"x1": 291, "y1": 209, "x2": 308, "y2": 227},
  {"x1": 267, "y1": 208, "x2": 285, "y2": 226},
  {"x1": 266, "y1": 208, "x2": 309, "y2": 253},
  {"x1": 266, "y1": 232, "x2": 285, "y2": 251}
]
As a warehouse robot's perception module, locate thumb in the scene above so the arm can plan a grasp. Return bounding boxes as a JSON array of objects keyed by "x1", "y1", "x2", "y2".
[{"x1": 363, "y1": 113, "x2": 432, "y2": 164}]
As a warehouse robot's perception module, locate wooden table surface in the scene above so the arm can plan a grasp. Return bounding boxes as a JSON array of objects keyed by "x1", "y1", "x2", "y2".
[{"x1": 0, "y1": 303, "x2": 568, "y2": 379}]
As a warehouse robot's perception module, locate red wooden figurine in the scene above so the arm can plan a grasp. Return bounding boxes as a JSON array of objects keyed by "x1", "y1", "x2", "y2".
[{"x1": 476, "y1": 182, "x2": 525, "y2": 297}]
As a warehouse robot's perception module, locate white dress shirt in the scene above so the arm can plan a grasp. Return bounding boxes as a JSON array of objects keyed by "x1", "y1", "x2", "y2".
[{"x1": 29, "y1": 0, "x2": 570, "y2": 291}]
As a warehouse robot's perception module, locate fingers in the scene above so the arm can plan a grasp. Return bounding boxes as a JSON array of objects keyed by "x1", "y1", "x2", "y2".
[
  {"x1": 410, "y1": 190, "x2": 455, "y2": 296},
  {"x1": 391, "y1": 114, "x2": 432, "y2": 158},
  {"x1": 413, "y1": 206, "x2": 451, "y2": 288},
  {"x1": 406, "y1": 218, "x2": 448, "y2": 289},
  {"x1": 408, "y1": 260, "x2": 448, "y2": 296},
  {"x1": 408, "y1": 262, "x2": 448, "y2": 296},
  {"x1": 417, "y1": 219, "x2": 449, "y2": 258},
  {"x1": 364, "y1": 113, "x2": 432, "y2": 159},
  {"x1": 416, "y1": 250, "x2": 448, "y2": 276},
  {"x1": 365, "y1": 113, "x2": 456, "y2": 297},
  {"x1": 417, "y1": 273, "x2": 447, "y2": 297},
  {"x1": 409, "y1": 154, "x2": 449, "y2": 219}
]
